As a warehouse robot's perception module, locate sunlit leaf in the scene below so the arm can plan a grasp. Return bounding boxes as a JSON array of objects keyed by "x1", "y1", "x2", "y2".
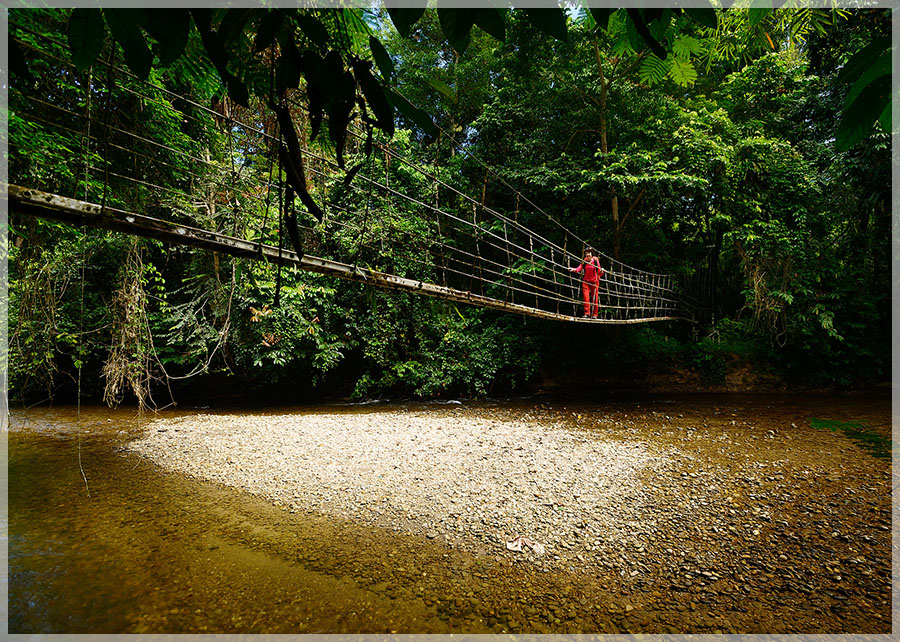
[
  {"x1": 427, "y1": 77, "x2": 456, "y2": 102},
  {"x1": 668, "y1": 57, "x2": 698, "y2": 86},
  {"x1": 639, "y1": 55, "x2": 668, "y2": 87},
  {"x1": 369, "y1": 35, "x2": 394, "y2": 81},
  {"x1": 673, "y1": 35, "x2": 702, "y2": 59}
]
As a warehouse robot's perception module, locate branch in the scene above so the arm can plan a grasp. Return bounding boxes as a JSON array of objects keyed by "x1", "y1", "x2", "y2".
[
  {"x1": 552, "y1": 71, "x2": 601, "y2": 109},
  {"x1": 618, "y1": 186, "x2": 647, "y2": 230},
  {"x1": 564, "y1": 129, "x2": 603, "y2": 153}
]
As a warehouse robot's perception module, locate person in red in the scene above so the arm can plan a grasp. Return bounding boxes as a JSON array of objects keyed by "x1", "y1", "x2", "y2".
[{"x1": 569, "y1": 248, "x2": 605, "y2": 318}]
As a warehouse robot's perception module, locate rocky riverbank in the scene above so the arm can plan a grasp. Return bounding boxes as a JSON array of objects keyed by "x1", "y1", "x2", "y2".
[{"x1": 126, "y1": 397, "x2": 892, "y2": 633}]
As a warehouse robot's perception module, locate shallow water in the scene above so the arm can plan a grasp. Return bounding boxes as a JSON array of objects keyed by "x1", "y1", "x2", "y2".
[
  {"x1": 7, "y1": 394, "x2": 893, "y2": 633},
  {"x1": 8, "y1": 406, "x2": 467, "y2": 633}
]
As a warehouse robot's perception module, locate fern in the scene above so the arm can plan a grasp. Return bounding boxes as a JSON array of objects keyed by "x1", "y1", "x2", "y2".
[
  {"x1": 639, "y1": 54, "x2": 668, "y2": 87},
  {"x1": 673, "y1": 35, "x2": 702, "y2": 59},
  {"x1": 668, "y1": 57, "x2": 698, "y2": 86}
]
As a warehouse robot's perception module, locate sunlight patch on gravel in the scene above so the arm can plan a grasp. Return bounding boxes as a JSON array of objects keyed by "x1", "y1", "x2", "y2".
[{"x1": 127, "y1": 409, "x2": 669, "y2": 557}]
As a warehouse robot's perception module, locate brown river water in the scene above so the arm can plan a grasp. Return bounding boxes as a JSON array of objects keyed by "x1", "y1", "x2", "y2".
[{"x1": 7, "y1": 394, "x2": 894, "y2": 634}]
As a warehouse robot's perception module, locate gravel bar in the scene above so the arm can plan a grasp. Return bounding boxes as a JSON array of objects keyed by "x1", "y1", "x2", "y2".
[{"x1": 127, "y1": 406, "x2": 665, "y2": 563}]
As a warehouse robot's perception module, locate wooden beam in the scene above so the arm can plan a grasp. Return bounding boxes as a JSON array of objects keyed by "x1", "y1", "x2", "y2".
[{"x1": 8, "y1": 185, "x2": 688, "y2": 325}]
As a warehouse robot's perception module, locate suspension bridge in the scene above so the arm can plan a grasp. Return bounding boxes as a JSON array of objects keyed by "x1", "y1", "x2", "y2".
[{"x1": 9, "y1": 24, "x2": 704, "y2": 325}]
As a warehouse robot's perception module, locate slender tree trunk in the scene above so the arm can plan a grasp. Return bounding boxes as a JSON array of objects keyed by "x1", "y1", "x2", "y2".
[{"x1": 593, "y1": 39, "x2": 620, "y2": 261}]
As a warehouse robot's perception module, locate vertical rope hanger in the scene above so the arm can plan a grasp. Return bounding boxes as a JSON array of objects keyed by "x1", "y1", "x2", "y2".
[
  {"x1": 78, "y1": 67, "x2": 93, "y2": 201},
  {"x1": 99, "y1": 47, "x2": 116, "y2": 211},
  {"x1": 433, "y1": 132, "x2": 448, "y2": 288},
  {"x1": 76, "y1": 61, "x2": 94, "y2": 499},
  {"x1": 274, "y1": 140, "x2": 284, "y2": 308}
]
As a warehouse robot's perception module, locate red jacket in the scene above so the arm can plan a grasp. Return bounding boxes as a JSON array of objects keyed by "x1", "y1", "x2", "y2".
[{"x1": 572, "y1": 257, "x2": 604, "y2": 282}]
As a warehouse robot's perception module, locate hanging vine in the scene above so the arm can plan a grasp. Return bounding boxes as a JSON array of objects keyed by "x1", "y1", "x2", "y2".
[{"x1": 102, "y1": 238, "x2": 157, "y2": 409}]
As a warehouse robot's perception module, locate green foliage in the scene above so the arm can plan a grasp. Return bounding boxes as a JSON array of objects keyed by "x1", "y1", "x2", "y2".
[
  {"x1": 8, "y1": 5, "x2": 891, "y2": 406},
  {"x1": 808, "y1": 418, "x2": 891, "y2": 459},
  {"x1": 352, "y1": 298, "x2": 540, "y2": 399}
]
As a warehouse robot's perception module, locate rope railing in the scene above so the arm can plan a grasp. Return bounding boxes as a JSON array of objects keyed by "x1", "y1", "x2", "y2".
[{"x1": 8, "y1": 25, "x2": 697, "y2": 324}]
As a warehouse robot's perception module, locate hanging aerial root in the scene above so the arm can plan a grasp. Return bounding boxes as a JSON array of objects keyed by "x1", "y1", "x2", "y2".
[{"x1": 102, "y1": 239, "x2": 155, "y2": 410}]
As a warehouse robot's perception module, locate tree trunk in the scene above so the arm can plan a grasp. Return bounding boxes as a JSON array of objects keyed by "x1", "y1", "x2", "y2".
[{"x1": 593, "y1": 39, "x2": 621, "y2": 262}]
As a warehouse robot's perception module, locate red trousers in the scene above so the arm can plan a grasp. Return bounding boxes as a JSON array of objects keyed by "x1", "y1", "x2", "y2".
[{"x1": 581, "y1": 279, "x2": 599, "y2": 317}]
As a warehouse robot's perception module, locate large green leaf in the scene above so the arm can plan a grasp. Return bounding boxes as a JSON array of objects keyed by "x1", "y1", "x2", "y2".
[
  {"x1": 253, "y1": 10, "x2": 283, "y2": 53},
  {"x1": 369, "y1": 34, "x2": 394, "y2": 81},
  {"x1": 142, "y1": 10, "x2": 190, "y2": 67},
  {"x1": 387, "y1": 7, "x2": 426, "y2": 37},
  {"x1": 427, "y1": 77, "x2": 456, "y2": 103},
  {"x1": 837, "y1": 38, "x2": 891, "y2": 85},
  {"x1": 386, "y1": 88, "x2": 438, "y2": 137},
  {"x1": 353, "y1": 60, "x2": 395, "y2": 137},
  {"x1": 844, "y1": 51, "x2": 891, "y2": 108},
  {"x1": 189, "y1": 8, "x2": 249, "y2": 106},
  {"x1": 626, "y1": 8, "x2": 666, "y2": 59},
  {"x1": 297, "y1": 13, "x2": 329, "y2": 49},
  {"x1": 624, "y1": 11, "x2": 643, "y2": 52},
  {"x1": 589, "y1": 8, "x2": 614, "y2": 31},
  {"x1": 835, "y1": 75, "x2": 891, "y2": 151},
  {"x1": 104, "y1": 9, "x2": 153, "y2": 80},
  {"x1": 327, "y1": 70, "x2": 357, "y2": 166},
  {"x1": 879, "y1": 100, "x2": 891, "y2": 133},
  {"x1": 683, "y1": 8, "x2": 718, "y2": 30},
  {"x1": 523, "y1": 9, "x2": 567, "y2": 42},
  {"x1": 301, "y1": 50, "x2": 324, "y2": 139},
  {"x1": 218, "y1": 8, "x2": 254, "y2": 50},
  {"x1": 473, "y1": 8, "x2": 505, "y2": 42},
  {"x1": 318, "y1": 50, "x2": 345, "y2": 107},
  {"x1": 437, "y1": 8, "x2": 475, "y2": 54},
  {"x1": 340, "y1": 9, "x2": 372, "y2": 54},
  {"x1": 68, "y1": 8, "x2": 106, "y2": 71},
  {"x1": 748, "y1": 1, "x2": 773, "y2": 28},
  {"x1": 639, "y1": 55, "x2": 668, "y2": 87},
  {"x1": 275, "y1": 34, "x2": 302, "y2": 98}
]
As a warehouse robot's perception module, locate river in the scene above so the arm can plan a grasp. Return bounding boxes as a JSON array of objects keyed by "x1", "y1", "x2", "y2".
[{"x1": 7, "y1": 394, "x2": 893, "y2": 634}]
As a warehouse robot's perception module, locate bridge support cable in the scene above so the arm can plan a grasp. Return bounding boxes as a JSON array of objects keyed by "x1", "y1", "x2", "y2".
[
  {"x1": 10, "y1": 186, "x2": 690, "y2": 325},
  {"x1": 9, "y1": 22, "x2": 699, "y2": 325}
]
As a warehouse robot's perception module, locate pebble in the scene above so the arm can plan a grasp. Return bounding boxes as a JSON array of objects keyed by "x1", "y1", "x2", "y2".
[
  {"x1": 119, "y1": 402, "x2": 892, "y2": 633},
  {"x1": 128, "y1": 409, "x2": 663, "y2": 571}
]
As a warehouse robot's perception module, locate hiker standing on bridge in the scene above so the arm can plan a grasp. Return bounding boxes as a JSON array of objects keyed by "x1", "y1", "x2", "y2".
[{"x1": 570, "y1": 248, "x2": 604, "y2": 318}]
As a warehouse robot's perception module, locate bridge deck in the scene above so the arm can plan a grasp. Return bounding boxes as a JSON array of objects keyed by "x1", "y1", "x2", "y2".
[{"x1": 9, "y1": 185, "x2": 688, "y2": 325}]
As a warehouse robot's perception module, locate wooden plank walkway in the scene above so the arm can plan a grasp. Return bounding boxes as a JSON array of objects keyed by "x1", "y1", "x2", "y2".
[{"x1": 8, "y1": 185, "x2": 689, "y2": 325}]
